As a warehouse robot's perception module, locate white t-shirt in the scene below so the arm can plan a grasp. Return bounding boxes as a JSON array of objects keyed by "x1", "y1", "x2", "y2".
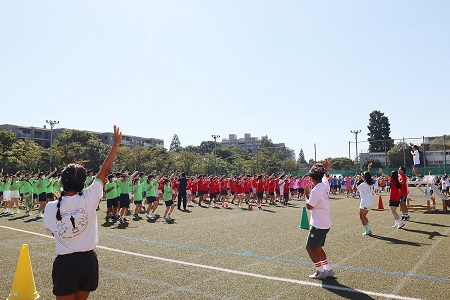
[
  {"x1": 278, "y1": 179, "x2": 285, "y2": 194},
  {"x1": 413, "y1": 150, "x2": 420, "y2": 165},
  {"x1": 307, "y1": 178, "x2": 331, "y2": 229},
  {"x1": 44, "y1": 179, "x2": 103, "y2": 255},
  {"x1": 357, "y1": 182, "x2": 373, "y2": 209}
]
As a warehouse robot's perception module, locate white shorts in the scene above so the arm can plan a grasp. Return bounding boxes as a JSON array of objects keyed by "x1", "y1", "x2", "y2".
[
  {"x1": 10, "y1": 190, "x2": 20, "y2": 199},
  {"x1": 3, "y1": 190, "x2": 11, "y2": 201},
  {"x1": 360, "y1": 198, "x2": 372, "y2": 210},
  {"x1": 186, "y1": 190, "x2": 192, "y2": 195}
]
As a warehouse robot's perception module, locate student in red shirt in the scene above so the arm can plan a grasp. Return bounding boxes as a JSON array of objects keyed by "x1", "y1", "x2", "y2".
[
  {"x1": 220, "y1": 177, "x2": 229, "y2": 207},
  {"x1": 230, "y1": 177, "x2": 237, "y2": 204},
  {"x1": 256, "y1": 175, "x2": 265, "y2": 210},
  {"x1": 379, "y1": 168, "x2": 405, "y2": 229},
  {"x1": 235, "y1": 177, "x2": 245, "y2": 208},
  {"x1": 398, "y1": 166, "x2": 410, "y2": 221},
  {"x1": 283, "y1": 177, "x2": 290, "y2": 206},
  {"x1": 268, "y1": 176, "x2": 276, "y2": 205},
  {"x1": 244, "y1": 175, "x2": 253, "y2": 205}
]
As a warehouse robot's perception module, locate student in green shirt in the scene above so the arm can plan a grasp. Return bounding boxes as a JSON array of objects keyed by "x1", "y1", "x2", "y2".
[
  {"x1": 132, "y1": 179, "x2": 145, "y2": 218},
  {"x1": 36, "y1": 167, "x2": 57, "y2": 218},
  {"x1": 116, "y1": 171, "x2": 138, "y2": 223},
  {"x1": 10, "y1": 176, "x2": 21, "y2": 214},
  {"x1": 104, "y1": 174, "x2": 118, "y2": 221},
  {"x1": 21, "y1": 174, "x2": 34, "y2": 217},
  {"x1": 145, "y1": 175, "x2": 159, "y2": 218},
  {"x1": 162, "y1": 178, "x2": 175, "y2": 221},
  {"x1": 85, "y1": 169, "x2": 95, "y2": 188}
]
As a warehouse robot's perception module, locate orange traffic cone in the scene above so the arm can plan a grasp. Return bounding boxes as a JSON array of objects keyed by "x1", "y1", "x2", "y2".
[
  {"x1": 377, "y1": 195, "x2": 384, "y2": 210},
  {"x1": 7, "y1": 244, "x2": 39, "y2": 300}
]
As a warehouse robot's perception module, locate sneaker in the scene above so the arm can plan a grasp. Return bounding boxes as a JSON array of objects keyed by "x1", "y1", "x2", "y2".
[
  {"x1": 208, "y1": 204, "x2": 211, "y2": 207},
  {"x1": 146, "y1": 214, "x2": 151, "y2": 219},
  {"x1": 167, "y1": 215, "x2": 172, "y2": 220},
  {"x1": 309, "y1": 271, "x2": 324, "y2": 279},
  {"x1": 397, "y1": 222, "x2": 405, "y2": 229},
  {"x1": 123, "y1": 217, "x2": 129, "y2": 222},
  {"x1": 134, "y1": 213, "x2": 139, "y2": 218},
  {"x1": 392, "y1": 223, "x2": 398, "y2": 228},
  {"x1": 322, "y1": 269, "x2": 336, "y2": 278},
  {"x1": 362, "y1": 231, "x2": 373, "y2": 236},
  {"x1": 119, "y1": 218, "x2": 124, "y2": 223},
  {"x1": 163, "y1": 215, "x2": 167, "y2": 219},
  {"x1": 36, "y1": 212, "x2": 43, "y2": 218},
  {"x1": 24, "y1": 211, "x2": 30, "y2": 217},
  {"x1": 150, "y1": 212, "x2": 156, "y2": 218},
  {"x1": 403, "y1": 215, "x2": 411, "y2": 221}
]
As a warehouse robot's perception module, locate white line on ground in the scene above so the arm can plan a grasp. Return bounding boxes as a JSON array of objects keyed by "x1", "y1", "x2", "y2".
[
  {"x1": 391, "y1": 225, "x2": 450, "y2": 295},
  {"x1": 0, "y1": 225, "x2": 422, "y2": 300}
]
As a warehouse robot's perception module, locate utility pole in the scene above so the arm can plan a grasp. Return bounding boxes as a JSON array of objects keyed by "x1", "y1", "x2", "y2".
[
  {"x1": 46, "y1": 120, "x2": 59, "y2": 172},
  {"x1": 211, "y1": 134, "x2": 220, "y2": 176},
  {"x1": 350, "y1": 130, "x2": 361, "y2": 171}
]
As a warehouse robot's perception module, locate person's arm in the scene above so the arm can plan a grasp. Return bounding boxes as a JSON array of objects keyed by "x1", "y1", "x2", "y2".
[
  {"x1": 96, "y1": 126, "x2": 122, "y2": 183},
  {"x1": 378, "y1": 168, "x2": 391, "y2": 180},
  {"x1": 104, "y1": 185, "x2": 115, "y2": 193},
  {"x1": 48, "y1": 167, "x2": 57, "y2": 178},
  {"x1": 129, "y1": 171, "x2": 139, "y2": 180}
]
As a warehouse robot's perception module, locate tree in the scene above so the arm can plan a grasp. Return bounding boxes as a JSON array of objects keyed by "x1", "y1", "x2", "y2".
[
  {"x1": 297, "y1": 149, "x2": 307, "y2": 165},
  {"x1": 367, "y1": 110, "x2": 394, "y2": 152},
  {"x1": 169, "y1": 134, "x2": 182, "y2": 152},
  {"x1": 0, "y1": 130, "x2": 16, "y2": 168},
  {"x1": 8, "y1": 139, "x2": 47, "y2": 173},
  {"x1": 428, "y1": 135, "x2": 450, "y2": 151},
  {"x1": 57, "y1": 129, "x2": 99, "y2": 145},
  {"x1": 330, "y1": 157, "x2": 354, "y2": 170},
  {"x1": 199, "y1": 141, "x2": 216, "y2": 154},
  {"x1": 387, "y1": 142, "x2": 413, "y2": 168}
]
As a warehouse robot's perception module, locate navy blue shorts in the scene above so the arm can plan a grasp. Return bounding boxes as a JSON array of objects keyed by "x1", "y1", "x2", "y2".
[
  {"x1": 106, "y1": 197, "x2": 118, "y2": 208},
  {"x1": 119, "y1": 193, "x2": 130, "y2": 208},
  {"x1": 146, "y1": 196, "x2": 156, "y2": 203},
  {"x1": 164, "y1": 200, "x2": 174, "y2": 207}
]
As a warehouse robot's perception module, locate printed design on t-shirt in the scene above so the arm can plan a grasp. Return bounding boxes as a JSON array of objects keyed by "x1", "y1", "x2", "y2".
[{"x1": 56, "y1": 208, "x2": 89, "y2": 239}]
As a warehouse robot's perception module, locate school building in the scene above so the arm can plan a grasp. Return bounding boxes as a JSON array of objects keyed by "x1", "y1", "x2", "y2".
[{"x1": 0, "y1": 124, "x2": 164, "y2": 148}]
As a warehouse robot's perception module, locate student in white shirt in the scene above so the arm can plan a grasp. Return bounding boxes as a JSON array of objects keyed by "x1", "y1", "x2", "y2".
[
  {"x1": 411, "y1": 145, "x2": 420, "y2": 178},
  {"x1": 304, "y1": 159, "x2": 335, "y2": 279},
  {"x1": 44, "y1": 126, "x2": 122, "y2": 300}
]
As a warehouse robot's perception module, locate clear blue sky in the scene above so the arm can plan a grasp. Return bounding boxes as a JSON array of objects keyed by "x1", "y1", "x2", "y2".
[{"x1": 1, "y1": 1, "x2": 449, "y2": 162}]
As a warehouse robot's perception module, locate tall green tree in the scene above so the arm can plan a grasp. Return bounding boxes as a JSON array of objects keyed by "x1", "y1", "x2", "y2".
[
  {"x1": 169, "y1": 134, "x2": 182, "y2": 152},
  {"x1": 297, "y1": 149, "x2": 307, "y2": 165},
  {"x1": 367, "y1": 110, "x2": 394, "y2": 152}
]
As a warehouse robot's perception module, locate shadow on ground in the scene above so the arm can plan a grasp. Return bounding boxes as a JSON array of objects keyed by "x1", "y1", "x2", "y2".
[
  {"x1": 322, "y1": 277, "x2": 375, "y2": 299},
  {"x1": 370, "y1": 234, "x2": 429, "y2": 246}
]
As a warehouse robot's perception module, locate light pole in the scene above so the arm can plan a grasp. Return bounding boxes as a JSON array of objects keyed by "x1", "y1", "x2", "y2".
[
  {"x1": 350, "y1": 130, "x2": 361, "y2": 171},
  {"x1": 211, "y1": 134, "x2": 220, "y2": 176},
  {"x1": 46, "y1": 120, "x2": 59, "y2": 172}
]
